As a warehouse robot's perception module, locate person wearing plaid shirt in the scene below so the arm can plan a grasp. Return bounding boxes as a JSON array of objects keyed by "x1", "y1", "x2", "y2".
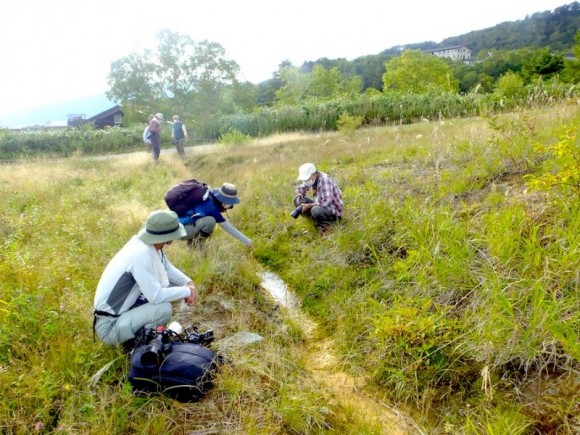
[{"x1": 293, "y1": 163, "x2": 343, "y2": 231}]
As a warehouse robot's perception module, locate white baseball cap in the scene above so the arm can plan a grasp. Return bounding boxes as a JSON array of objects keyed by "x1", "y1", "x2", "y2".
[{"x1": 297, "y1": 163, "x2": 316, "y2": 181}]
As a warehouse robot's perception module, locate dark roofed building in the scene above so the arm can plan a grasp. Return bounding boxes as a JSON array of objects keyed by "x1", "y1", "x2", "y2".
[{"x1": 86, "y1": 105, "x2": 124, "y2": 128}]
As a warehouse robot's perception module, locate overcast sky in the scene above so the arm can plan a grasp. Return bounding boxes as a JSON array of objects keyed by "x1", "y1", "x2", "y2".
[{"x1": 0, "y1": 0, "x2": 571, "y2": 117}]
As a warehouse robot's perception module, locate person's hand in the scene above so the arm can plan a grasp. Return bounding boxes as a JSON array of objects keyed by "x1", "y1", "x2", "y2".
[
  {"x1": 302, "y1": 203, "x2": 314, "y2": 212},
  {"x1": 184, "y1": 284, "x2": 199, "y2": 306}
]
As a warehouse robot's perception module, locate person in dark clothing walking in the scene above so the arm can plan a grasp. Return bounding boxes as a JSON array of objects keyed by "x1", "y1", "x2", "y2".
[{"x1": 171, "y1": 115, "x2": 188, "y2": 157}]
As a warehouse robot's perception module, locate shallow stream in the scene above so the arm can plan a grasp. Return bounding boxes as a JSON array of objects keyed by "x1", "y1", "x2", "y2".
[{"x1": 258, "y1": 270, "x2": 417, "y2": 434}]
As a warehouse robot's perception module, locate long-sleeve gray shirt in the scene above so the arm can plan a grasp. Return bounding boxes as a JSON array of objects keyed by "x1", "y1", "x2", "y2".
[{"x1": 94, "y1": 236, "x2": 191, "y2": 315}]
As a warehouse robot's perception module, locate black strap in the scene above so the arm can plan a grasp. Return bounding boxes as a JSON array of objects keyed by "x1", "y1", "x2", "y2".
[{"x1": 94, "y1": 310, "x2": 119, "y2": 317}]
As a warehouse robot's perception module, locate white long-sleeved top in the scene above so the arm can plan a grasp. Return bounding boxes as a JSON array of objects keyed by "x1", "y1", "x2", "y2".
[{"x1": 94, "y1": 236, "x2": 191, "y2": 315}]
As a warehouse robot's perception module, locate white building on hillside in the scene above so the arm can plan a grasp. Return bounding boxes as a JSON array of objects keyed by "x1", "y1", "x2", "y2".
[{"x1": 425, "y1": 45, "x2": 475, "y2": 65}]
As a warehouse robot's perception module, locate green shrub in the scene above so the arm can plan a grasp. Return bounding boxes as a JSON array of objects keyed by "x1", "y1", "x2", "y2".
[
  {"x1": 336, "y1": 112, "x2": 363, "y2": 134},
  {"x1": 218, "y1": 129, "x2": 251, "y2": 145}
]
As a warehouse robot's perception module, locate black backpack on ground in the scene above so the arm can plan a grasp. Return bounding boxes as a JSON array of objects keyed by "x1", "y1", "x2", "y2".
[
  {"x1": 128, "y1": 327, "x2": 220, "y2": 402},
  {"x1": 164, "y1": 179, "x2": 210, "y2": 217}
]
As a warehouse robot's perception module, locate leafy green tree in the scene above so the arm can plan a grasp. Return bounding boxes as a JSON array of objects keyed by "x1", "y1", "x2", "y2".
[
  {"x1": 307, "y1": 65, "x2": 342, "y2": 98},
  {"x1": 107, "y1": 51, "x2": 157, "y2": 111},
  {"x1": 561, "y1": 31, "x2": 580, "y2": 83},
  {"x1": 352, "y1": 54, "x2": 389, "y2": 91},
  {"x1": 521, "y1": 48, "x2": 565, "y2": 82},
  {"x1": 274, "y1": 66, "x2": 311, "y2": 106},
  {"x1": 494, "y1": 71, "x2": 525, "y2": 98},
  {"x1": 382, "y1": 50, "x2": 459, "y2": 94},
  {"x1": 107, "y1": 29, "x2": 239, "y2": 122},
  {"x1": 475, "y1": 73, "x2": 496, "y2": 93},
  {"x1": 222, "y1": 81, "x2": 259, "y2": 114},
  {"x1": 476, "y1": 49, "x2": 527, "y2": 80},
  {"x1": 256, "y1": 61, "x2": 292, "y2": 107},
  {"x1": 306, "y1": 65, "x2": 361, "y2": 99},
  {"x1": 274, "y1": 65, "x2": 360, "y2": 105}
]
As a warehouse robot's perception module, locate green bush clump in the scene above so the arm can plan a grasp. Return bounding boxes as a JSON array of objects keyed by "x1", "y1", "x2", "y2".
[{"x1": 218, "y1": 129, "x2": 251, "y2": 145}]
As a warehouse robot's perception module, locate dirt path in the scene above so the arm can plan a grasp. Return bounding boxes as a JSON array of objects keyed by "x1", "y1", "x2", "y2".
[
  {"x1": 89, "y1": 132, "x2": 311, "y2": 162},
  {"x1": 259, "y1": 272, "x2": 420, "y2": 434}
]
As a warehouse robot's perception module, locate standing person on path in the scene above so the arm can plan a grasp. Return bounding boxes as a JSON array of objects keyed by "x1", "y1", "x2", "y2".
[
  {"x1": 93, "y1": 210, "x2": 199, "y2": 350},
  {"x1": 148, "y1": 113, "x2": 164, "y2": 163},
  {"x1": 171, "y1": 115, "x2": 188, "y2": 157},
  {"x1": 292, "y1": 163, "x2": 343, "y2": 232}
]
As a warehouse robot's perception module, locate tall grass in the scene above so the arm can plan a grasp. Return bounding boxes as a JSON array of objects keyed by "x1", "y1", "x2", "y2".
[
  {"x1": 241, "y1": 104, "x2": 579, "y2": 432},
  {"x1": 0, "y1": 102, "x2": 578, "y2": 433}
]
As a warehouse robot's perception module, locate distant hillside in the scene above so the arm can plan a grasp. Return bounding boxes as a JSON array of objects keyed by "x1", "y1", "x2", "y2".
[
  {"x1": 285, "y1": 2, "x2": 580, "y2": 93},
  {"x1": 377, "y1": 2, "x2": 579, "y2": 57},
  {"x1": 440, "y1": 1, "x2": 579, "y2": 53}
]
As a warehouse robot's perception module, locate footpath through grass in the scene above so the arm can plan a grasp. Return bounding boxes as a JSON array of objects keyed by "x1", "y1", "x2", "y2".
[{"x1": 0, "y1": 103, "x2": 578, "y2": 433}]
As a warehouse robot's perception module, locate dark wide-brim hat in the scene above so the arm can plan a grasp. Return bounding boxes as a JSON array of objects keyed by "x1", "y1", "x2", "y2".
[
  {"x1": 212, "y1": 182, "x2": 240, "y2": 205},
  {"x1": 138, "y1": 210, "x2": 187, "y2": 244}
]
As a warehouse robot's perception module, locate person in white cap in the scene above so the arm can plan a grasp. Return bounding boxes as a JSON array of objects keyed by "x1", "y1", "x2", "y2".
[
  {"x1": 148, "y1": 113, "x2": 165, "y2": 162},
  {"x1": 293, "y1": 163, "x2": 343, "y2": 231},
  {"x1": 93, "y1": 210, "x2": 198, "y2": 350}
]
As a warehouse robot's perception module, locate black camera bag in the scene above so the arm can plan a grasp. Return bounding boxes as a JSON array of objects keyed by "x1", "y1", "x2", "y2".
[{"x1": 128, "y1": 342, "x2": 218, "y2": 402}]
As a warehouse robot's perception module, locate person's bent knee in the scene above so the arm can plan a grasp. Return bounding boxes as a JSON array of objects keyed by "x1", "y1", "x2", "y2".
[
  {"x1": 310, "y1": 206, "x2": 327, "y2": 220},
  {"x1": 311, "y1": 206, "x2": 337, "y2": 224},
  {"x1": 195, "y1": 216, "x2": 216, "y2": 235},
  {"x1": 157, "y1": 302, "x2": 173, "y2": 323}
]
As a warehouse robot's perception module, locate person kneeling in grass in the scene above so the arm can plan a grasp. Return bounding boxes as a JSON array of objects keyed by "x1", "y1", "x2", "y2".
[
  {"x1": 93, "y1": 210, "x2": 198, "y2": 351},
  {"x1": 292, "y1": 162, "x2": 343, "y2": 232}
]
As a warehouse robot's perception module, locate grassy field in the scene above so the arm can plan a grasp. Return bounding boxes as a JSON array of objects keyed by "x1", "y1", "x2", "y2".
[{"x1": 0, "y1": 102, "x2": 578, "y2": 434}]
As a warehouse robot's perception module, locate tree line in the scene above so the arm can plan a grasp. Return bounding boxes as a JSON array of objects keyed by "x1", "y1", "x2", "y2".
[
  {"x1": 1, "y1": 3, "x2": 578, "y2": 159},
  {"x1": 105, "y1": 3, "x2": 579, "y2": 126}
]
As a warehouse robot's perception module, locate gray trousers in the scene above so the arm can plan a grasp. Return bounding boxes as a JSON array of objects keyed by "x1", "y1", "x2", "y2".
[
  {"x1": 94, "y1": 302, "x2": 172, "y2": 345},
  {"x1": 173, "y1": 139, "x2": 185, "y2": 156},
  {"x1": 181, "y1": 216, "x2": 216, "y2": 240}
]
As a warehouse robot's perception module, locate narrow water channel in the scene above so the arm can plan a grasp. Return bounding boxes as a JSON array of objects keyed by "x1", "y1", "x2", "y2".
[
  {"x1": 258, "y1": 270, "x2": 417, "y2": 434},
  {"x1": 257, "y1": 271, "x2": 298, "y2": 308}
]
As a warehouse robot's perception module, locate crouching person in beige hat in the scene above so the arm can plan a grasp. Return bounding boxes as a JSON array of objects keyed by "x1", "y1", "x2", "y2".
[{"x1": 93, "y1": 210, "x2": 198, "y2": 351}]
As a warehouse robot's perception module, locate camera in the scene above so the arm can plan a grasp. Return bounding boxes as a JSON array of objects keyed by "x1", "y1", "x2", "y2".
[
  {"x1": 290, "y1": 205, "x2": 303, "y2": 219},
  {"x1": 183, "y1": 325, "x2": 214, "y2": 346},
  {"x1": 140, "y1": 327, "x2": 172, "y2": 368}
]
